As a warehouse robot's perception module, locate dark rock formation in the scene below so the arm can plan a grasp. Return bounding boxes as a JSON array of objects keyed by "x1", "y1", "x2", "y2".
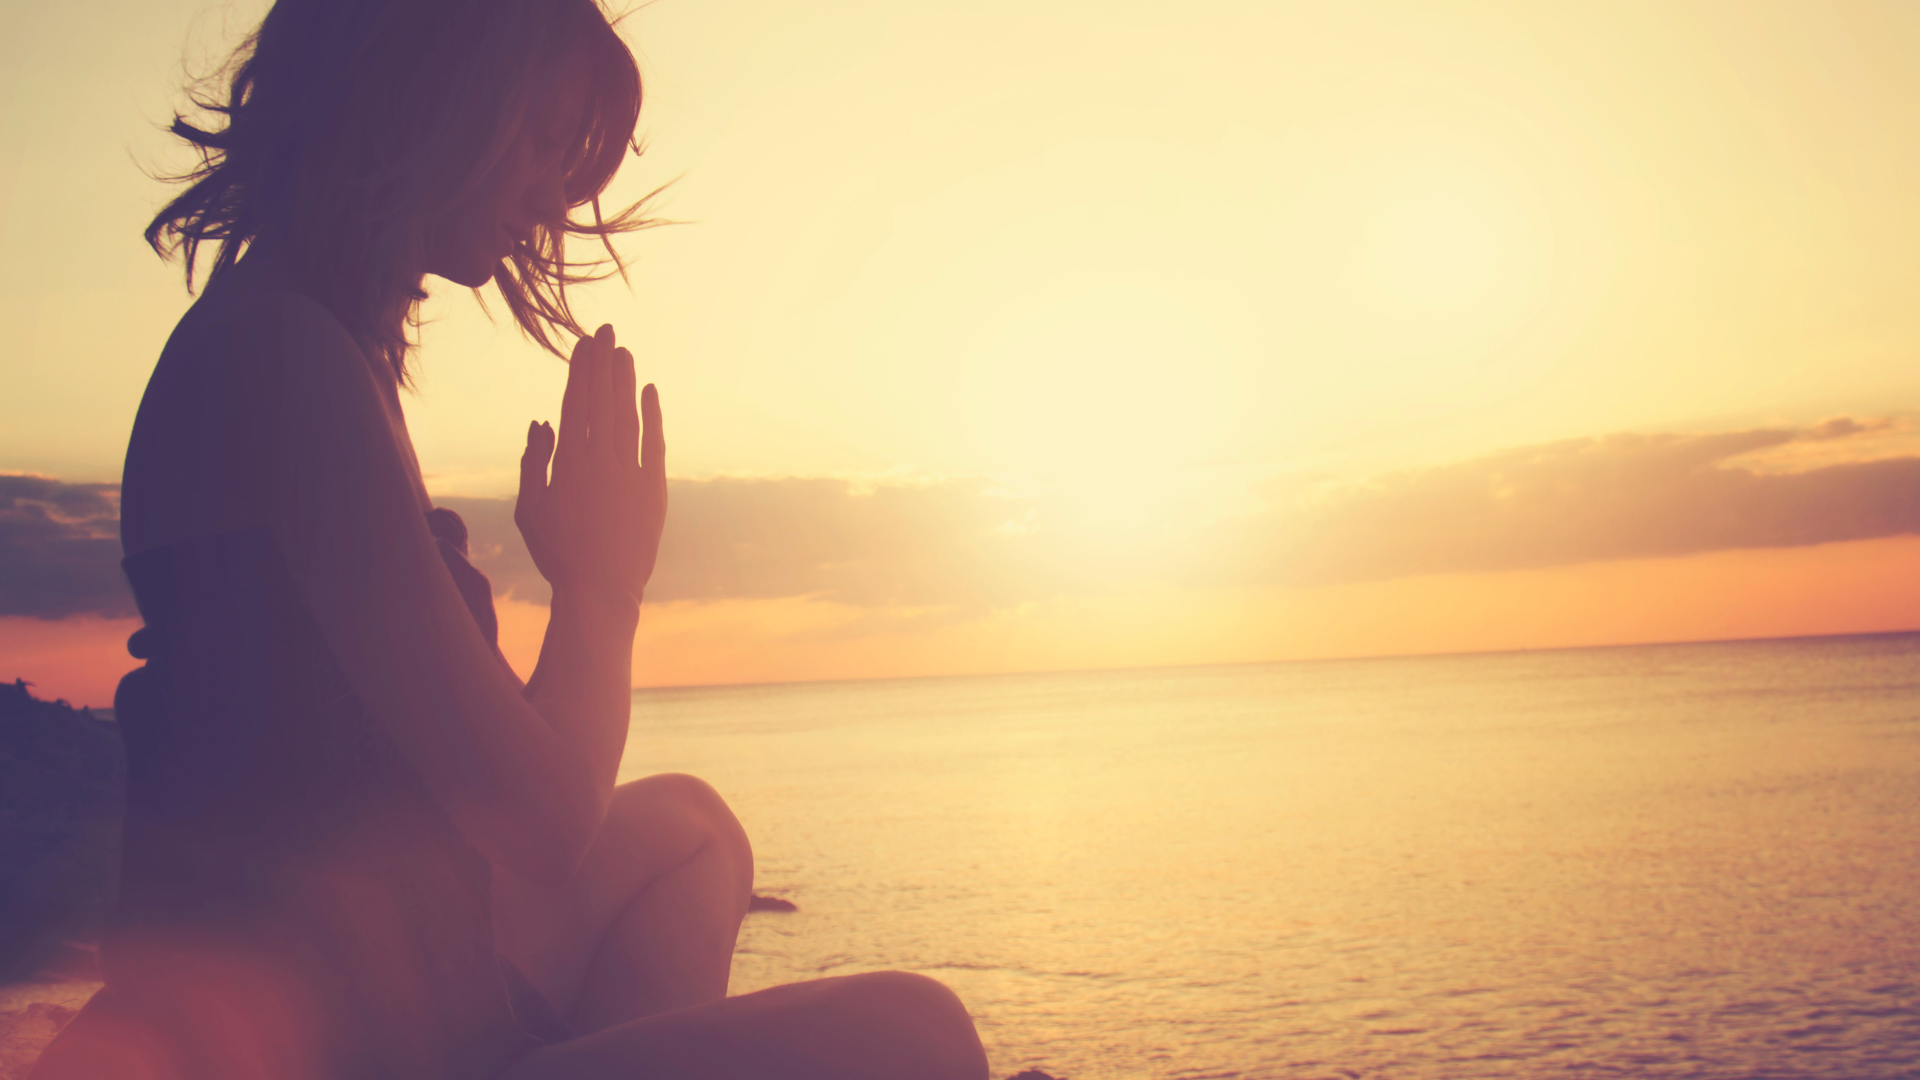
[
  {"x1": 1007, "y1": 1071, "x2": 1063, "y2": 1080},
  {"x1": 0, "y1": 679, "x2": 125, "y2": 983},
  {"x1": 747, "y1": 894, "x2": 798, "y2": 913}
]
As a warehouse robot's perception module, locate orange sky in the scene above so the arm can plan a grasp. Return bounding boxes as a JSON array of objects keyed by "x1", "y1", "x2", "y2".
[
  {"x1": 5, "y1": 1, "x2": 1920, "y2": 703},
  {"x1": 12, "y1": 531, "x2": 1920, "y2": 709}
]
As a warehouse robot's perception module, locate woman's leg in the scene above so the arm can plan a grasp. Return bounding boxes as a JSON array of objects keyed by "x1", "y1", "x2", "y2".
[
  {"x1": 492, "y1": 773, "x2": 754, "y2": 1033},
  {"x1": 499, "y1": 971, "x2": 989, "y2": 1080}
]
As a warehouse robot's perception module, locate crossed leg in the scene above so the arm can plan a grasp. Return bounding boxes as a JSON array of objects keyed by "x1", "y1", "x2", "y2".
[
  {"x1": 491, "y1": 773, "x2": 756, "y2": 1032},
  {"x1": 501, "y1": 970, "x2": 989, "y2": 1080},
  {"x1": 491, "y1": 772, "x2": 988, "y2": 1079}
]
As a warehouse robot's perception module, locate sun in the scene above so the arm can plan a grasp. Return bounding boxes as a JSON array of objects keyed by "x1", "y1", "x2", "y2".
[
  {"x1": 954, "y1": 286, "x2": 1237, "y2": 542},
  {"x1": 1350, "y1": 154, "x2": 1549, "y2": 322}
]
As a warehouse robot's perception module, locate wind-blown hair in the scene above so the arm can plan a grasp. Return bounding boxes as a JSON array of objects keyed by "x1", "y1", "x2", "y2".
[{"x1": 145, "y1": 0, "x2": 653, "y2": 383}]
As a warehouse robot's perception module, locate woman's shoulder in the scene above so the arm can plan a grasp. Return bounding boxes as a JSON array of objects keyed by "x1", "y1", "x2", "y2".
[
  {"x1": 123, "y1": 258, "x2": 402, "y2": 554},
  {"x1": 151, "y1": 258, "x2": 407, "y2": 432},
  {"x1": 164, "y1": 259, "x2": 364, "y2": 373}
]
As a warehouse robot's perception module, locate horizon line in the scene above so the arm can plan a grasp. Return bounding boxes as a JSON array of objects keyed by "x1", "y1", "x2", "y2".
[{"x1": 626, "y1": 624, "x2": 1920, "y2": 697}]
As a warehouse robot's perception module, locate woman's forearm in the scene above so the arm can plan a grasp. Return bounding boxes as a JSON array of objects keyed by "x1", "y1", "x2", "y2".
[{"x1": 525, "y1": 587, "x2": 640, "y2": 802}]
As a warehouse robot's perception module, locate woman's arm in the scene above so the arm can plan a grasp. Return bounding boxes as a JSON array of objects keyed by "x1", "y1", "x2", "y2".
[
  {"x1": 516, "y1": 325, "x2": 668, "y2": 797},
  {"x1": 263, "y1": 299, "x2": 653, "y2": 884}
]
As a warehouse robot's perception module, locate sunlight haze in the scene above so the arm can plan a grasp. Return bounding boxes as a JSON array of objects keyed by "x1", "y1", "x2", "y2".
[{"x1": 6, "y1": 0, "x2": 1920, "y2": 699}]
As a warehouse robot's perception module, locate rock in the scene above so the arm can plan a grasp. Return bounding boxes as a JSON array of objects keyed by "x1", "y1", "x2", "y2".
[
  {"x1": 747, "y1": 895, "x2": 798, "y2": 913},
  {"x1": 0, "y1": 679, "x2": 126, "y2": 983},
  {"x1": 1007, "y1": 1071, "x2": 1063, "y2": 1080}
]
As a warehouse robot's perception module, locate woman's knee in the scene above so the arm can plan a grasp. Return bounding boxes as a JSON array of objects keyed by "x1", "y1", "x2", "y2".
[
  {"x1": 828, "y1": 972, "x2": 988, "y2": 1080},
  {"x1": 609, "y1": 774, "x2": 753, "y2": 887},
  {"x1": 836, "y1": 970, "x2": 972, "y2": 1020}
]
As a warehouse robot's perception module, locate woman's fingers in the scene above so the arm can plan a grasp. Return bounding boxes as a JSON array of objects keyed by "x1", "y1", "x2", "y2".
[
  {"x1": 534, "y1": 323, "x2": 664, "y2": 590},
  {"x1": 586, "y1": 324, "x2": 617, "y2": 463},
  {"x1": 553, "y1": 331, "x2": 595, "y2": 483},
  {"x1": 640, "y1": 382, "x2": 665, "y2": 494},
  {"x1": 613, "y1": 347, "x2": 640, "y2": 464},
  {"x1": 514, "y1": 420, "x2": 555, "y2": 529},
  {"x1": 610, "y1": 345, "x2": 641, "y2": 461}
]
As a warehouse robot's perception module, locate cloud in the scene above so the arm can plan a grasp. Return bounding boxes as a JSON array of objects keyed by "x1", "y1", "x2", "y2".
[
  {"x1": 11, "y1": 417, "x2": 1920, "y2": 622},
  {"x1": 1204, "y1": 420, "x2": 1920, "y2": 586},
  {"x1": 0, "y1": 473, "x2": 1056, "y2": 621},
  {"x1": 0, "y1": 475, "x2": 131, "y2": 620},
  {"x1": 442, "y1": 475, "x2": 1058, "y2": 608}
]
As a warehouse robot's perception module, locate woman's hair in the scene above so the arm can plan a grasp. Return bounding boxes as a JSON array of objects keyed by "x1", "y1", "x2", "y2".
[{"x1": 146, "y1": 0, "x2": 654, "y2": 383}]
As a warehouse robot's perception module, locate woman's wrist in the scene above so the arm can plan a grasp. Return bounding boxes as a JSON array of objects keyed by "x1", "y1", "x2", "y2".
[{"x1": 549, "y1": 583, "x2": 641, "y2": 626}]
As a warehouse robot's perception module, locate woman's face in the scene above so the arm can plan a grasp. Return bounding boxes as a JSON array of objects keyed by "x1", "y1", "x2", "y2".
[{"x1": 424, "y1": 64, "x2": 592, "y2": 288}]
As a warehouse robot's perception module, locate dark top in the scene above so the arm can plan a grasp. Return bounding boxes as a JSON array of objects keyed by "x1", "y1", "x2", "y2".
[{"x1": 50, "y1": 514, "x2": 564, "y2": 1080}]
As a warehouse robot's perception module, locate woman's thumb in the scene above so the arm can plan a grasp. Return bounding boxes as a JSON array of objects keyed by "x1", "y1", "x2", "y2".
[{"x1": 516, "y1": 420, "x2": 554, "y2": 519}]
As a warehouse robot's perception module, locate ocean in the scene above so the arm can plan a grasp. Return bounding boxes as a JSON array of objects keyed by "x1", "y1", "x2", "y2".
[{"x1": 620, "y1": 633, "x2": 1920, "y2": 1080}]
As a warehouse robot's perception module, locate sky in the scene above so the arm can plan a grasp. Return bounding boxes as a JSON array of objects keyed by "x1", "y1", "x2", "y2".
[{"x1": 5, "y1": 0, "x2": 1920, "y2": 705}]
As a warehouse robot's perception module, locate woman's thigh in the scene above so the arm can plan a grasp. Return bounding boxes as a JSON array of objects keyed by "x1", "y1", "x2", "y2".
[
  {"x1": 491, "y1": 773, "x2": 753, "y2": 1014},
  {"x1": 499, "y1": 971, "x2": 989, "y2": 1080}
]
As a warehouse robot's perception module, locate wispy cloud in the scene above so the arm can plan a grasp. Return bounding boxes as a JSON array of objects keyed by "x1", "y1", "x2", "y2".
[
  {"x1": 443, "y1": 476, "x2": 1056, "y2": 608},
  {"x1": 10, "y1": 418, "x2": 1920, "y2": 624},
  {"x1": 0, "y1": 475, "x2": 129, "y2": 620},
  {"x1": 1202, "y1": 419, "x2": 1920, "y2": 586}
]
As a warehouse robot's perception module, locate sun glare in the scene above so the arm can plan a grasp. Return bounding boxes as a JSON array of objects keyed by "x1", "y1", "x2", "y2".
[
  {"x1": 956, "y1": 288, "x2": 1235, "y2": 539},
  {"x1": 969, "y1": 289, "x2": 1231, "y2": 457},
  {"x1": 1347, "y1": 155, "x2": 1549, "y2": 325}
]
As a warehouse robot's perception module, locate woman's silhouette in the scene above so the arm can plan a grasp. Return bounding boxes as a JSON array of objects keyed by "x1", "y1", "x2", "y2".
[{"x1": 28, "y1": 1, "x2": 986, "y2": 1077}]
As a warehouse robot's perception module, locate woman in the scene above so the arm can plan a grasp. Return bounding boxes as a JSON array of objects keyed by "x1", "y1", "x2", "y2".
[{"x1": 29, "y1": 1, "x2": 988, "y2": 1077}]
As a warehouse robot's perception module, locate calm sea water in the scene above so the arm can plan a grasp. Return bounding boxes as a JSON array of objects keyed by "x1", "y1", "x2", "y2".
[{"x1": 618, "y1": 634, "x2": 1920, "y2": 1080}]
